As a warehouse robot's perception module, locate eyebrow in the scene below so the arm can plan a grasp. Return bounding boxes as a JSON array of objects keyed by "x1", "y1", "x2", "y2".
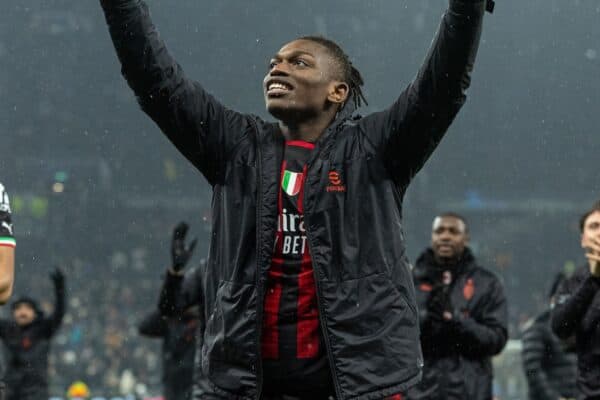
[{"x1": 271, "y1": 50, "x2": 316, "y2": 60}]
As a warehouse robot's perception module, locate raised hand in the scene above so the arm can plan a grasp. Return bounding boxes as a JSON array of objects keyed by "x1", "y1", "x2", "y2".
[
  {"x1": 50, "y1": 267, "x2": 65, "y2": 289},
  {"x1": 171, "y1": 222, "x2": 198, "y2": 272},
  {"x1": 582, "y1": 236, "x2": 600, "y2": 277}
]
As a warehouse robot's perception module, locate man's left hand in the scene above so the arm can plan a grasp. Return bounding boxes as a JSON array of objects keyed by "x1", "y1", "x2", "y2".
[{"x1": 50, "y1": 268, "x2": 65, "y2": 289}]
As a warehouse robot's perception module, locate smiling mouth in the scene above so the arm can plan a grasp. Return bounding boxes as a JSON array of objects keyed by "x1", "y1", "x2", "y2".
[{"x1": 267, "y1": 81, "x2": 293, "y2": 96}]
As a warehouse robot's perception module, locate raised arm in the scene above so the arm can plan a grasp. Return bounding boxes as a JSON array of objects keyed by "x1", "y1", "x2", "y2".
[
  {"x1": 359, "y1": 0, "x2": 488, "y2": 188},
  {"x1": 43, "y1": 268, "x2": 66, "y2": 337},
  {"x1": 552, "y1": 274, "x2": 600, "y2": 339},
  {"x1": 0, "y1": 183, "x2": 15, "y2": 305},
  {"x1": 99, "y1": 0, "x2": 251, "y2": 184},
  {"x1": 159, "y1": 222, "x2": 202, "y2": 316}
]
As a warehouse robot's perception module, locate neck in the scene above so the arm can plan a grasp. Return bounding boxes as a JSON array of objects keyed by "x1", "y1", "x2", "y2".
[{"x1": 279, "y1": 109, "x2": 338, "y2": 142}]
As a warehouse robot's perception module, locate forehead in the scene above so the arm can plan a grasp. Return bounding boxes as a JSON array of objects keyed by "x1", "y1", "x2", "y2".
[
  {"x1": 275, "y1": 39, "x2": 330, "y2": 59},
  {"x1": 584, "y1": 210, "x2": 600, "y2": 226},
  {"x1": 14, "y1": 303, "x2": 34, "y2": 311},
  {"x1": 432, "y1": 216, "x2": 466, "y2": 231}
]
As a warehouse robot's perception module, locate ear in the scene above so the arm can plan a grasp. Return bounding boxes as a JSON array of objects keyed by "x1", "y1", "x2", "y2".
[{"x1": 327, "y1": 81, "x2": 349, "y2": 105}]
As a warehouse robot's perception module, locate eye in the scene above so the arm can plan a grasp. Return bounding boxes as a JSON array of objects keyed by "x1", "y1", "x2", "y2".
[
  {"x1": 293, "y1": 59, "x2": 308, "y2": 67},
  {"x1": 268, "y1": 60, "x2": 279, "y2": 70}
]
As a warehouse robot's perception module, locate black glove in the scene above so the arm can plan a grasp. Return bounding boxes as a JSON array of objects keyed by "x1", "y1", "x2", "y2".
[
  {"x1": 50, "y1": 268, "x2": 65, "y2": 290},
  {"x1": 486, "y1": 0, "x2": 495, "y2": 13},
  {"x1": 426, "y1": 284, "x2": 454, "y2": 323},
  {"x1": 171, "y1": 222, "x2": 197, "y2": 272}
]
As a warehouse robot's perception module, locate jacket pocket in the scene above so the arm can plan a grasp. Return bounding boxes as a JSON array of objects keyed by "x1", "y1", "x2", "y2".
[
  {"x1": 202, "y1": 280, "x2": 257, "y2": 393},
  {"x1": 321, "y1": 272, "x2": 421, "y2": 397}
]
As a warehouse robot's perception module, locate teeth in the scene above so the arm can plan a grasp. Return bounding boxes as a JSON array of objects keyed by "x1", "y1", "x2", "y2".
[{"x1": 269, "y1": 83, "x2": 290, "y2": 91}]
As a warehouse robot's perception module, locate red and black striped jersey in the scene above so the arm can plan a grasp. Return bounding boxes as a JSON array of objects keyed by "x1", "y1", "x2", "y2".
[{"x1": 261, "y1": 141, "x2": 333, "y2": 396}]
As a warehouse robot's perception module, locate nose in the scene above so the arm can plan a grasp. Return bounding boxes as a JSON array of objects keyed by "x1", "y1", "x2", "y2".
[{"x1": 269, "y1": 62, "x2": 290, "y2": 77}]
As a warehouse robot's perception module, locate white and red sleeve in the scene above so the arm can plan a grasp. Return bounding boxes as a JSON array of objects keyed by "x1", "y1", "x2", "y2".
[{"x1": 0, "y1": 183, "x2": 15, "y2": 248}]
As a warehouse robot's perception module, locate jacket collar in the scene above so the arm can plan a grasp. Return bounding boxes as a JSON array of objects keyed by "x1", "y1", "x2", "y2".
[{"x1": 415, "y1": 247, "x2": 477, "y2": 282}]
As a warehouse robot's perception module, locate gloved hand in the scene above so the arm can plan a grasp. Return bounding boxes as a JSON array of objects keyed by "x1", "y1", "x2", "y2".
[
  {"x1": 171, "y1": 222, "x2": 197, "y2": 272},
  {"x1": 50, "y1": 268, "x2": 65, "y2": 290},
  {"x1": 426, "y1": 284, "x2": 455, "y2": 323}
]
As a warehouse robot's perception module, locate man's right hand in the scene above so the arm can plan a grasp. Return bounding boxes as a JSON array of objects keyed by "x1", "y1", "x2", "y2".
[
  {"x1": 583, "y1": 236, "x2": 600, "y2": 277},
  {"x1": 171, "y1": 222, "x2": 197, "y2": 273}
]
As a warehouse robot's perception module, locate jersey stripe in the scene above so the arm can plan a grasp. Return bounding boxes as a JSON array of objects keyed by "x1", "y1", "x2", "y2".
[{"x1": 0, "y1": 237, "x2": 16, "y2": 248}]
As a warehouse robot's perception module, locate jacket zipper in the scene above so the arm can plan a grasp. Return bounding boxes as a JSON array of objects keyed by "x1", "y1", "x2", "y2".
[
  {"x1": 252, "y1": 118, "x2": 265, "y2": 400},
  {"x1": 304, "y1": 223, "x2": 343, "y2": 399},
  {"x1": 303, "y1": 139, "x2": 343, "y2": 399}
]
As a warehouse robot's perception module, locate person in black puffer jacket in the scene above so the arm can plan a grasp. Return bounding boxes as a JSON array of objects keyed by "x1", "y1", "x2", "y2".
[
  {"x1": 99, "y1": 0, "x2": 493, "y2": 397},
  {"x1": 522, "y1": 273, "x2": 578, "y2": 400},
  {"x1": 552, "y1": 201, "x2": 600, "y2": 400},
  {"x1": 0, "y1": 269, "x2": 66, "y2": 400},
  {"x1": 406, "y1": 213, "x2": 508, "y2": 400}
]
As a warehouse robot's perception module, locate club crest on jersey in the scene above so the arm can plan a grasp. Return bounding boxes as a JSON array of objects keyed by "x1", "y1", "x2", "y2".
[
  {"x1": 282, "y1": 170, "x2": 303, "y2": 197},
  {"x1": 326, "y1": 171, "x2": 346, "y2": 193}
]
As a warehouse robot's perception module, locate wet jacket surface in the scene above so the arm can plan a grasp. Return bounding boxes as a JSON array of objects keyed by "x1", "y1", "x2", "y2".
[
  {"x1": 552, "y1": 266, "x2": 600, "y2": 399},
  {"x1": 99, "y1": 0, "x2": 486, "y2": 398},
  {"x1": 0, "y1": 285, "x2": 65, "y2": 400},
  {"x1": 522, "y1": 310, "x2": 578, "y2": 400},
  {"x1": 406, "y1": 249, "x2": 508, "y2": 400}
]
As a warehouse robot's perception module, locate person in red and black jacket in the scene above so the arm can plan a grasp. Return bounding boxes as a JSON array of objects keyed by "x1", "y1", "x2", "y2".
[
  {"x1": 552, "y1": 201, "x2": 600, "y2": 400},
  {"x1": 0, "y1": 269, "x2": 66, "y2": 400},
  {"x1": 406, "y1": 213, "x2": 508, "y2": 400},
  {"x1": 99, "y1": 0, "x2": 493, "y2": 397},
  {"x1": 0, "y1": 183, "x2": 15, "y2": 305}
]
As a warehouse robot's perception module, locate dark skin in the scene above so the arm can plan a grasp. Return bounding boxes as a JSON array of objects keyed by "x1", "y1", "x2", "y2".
[
  {"x1": 431, "y1": 216, "x2": 469, "y2": 266},
  {"x1": 264, "y1": 39, "x2": 350, "y2": 142},
  {"x1": 430, "y1": 216, "x2": 469, "y2": 321}
]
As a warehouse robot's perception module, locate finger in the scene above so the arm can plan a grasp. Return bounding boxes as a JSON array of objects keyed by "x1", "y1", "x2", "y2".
[
  {"x1": 585, "y1": 253, "x2": 600, "y2": 262},
  {"x1": 583, "y1": 243, "x2": 600, "y2": 254},
  {"x1": 188, "y1": 238, "x2": 198, "y2": 254},
  {"x1": 589, "y1": 237, "x2": 600, "y2": 248}
]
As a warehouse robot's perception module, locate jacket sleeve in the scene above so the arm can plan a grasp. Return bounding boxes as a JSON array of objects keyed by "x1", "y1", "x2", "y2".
[
  {"x1": 551, "y1": 275, "x2": 600, "y2": 339},
  {"x1": 521, "y1": 319, "x2": 562, "y2": 400},
  {"x1": 358, "y1": 0, "x2": 485, "y2": 188},
  {"x1": 43, "y1": 278, "x2": 66, "y2": 337},
  {"x1": 0, "y1": 318, "x2": 9, "y2": 340},
  {"x1": 454, "y1": 277, "x2": 508, "y2": 357},
  {"x1": 158, "y1": 271, "x2": 185, "y2": 316},
  {"x1": 99, "y1": 0, "x2": 251, "y2": 185},
  {"x1": 158, "y1": 266, "x2": 202, "y2": 317},
  {"x1": 138, "y1": 310, "x2": 168, "y2": 337}
]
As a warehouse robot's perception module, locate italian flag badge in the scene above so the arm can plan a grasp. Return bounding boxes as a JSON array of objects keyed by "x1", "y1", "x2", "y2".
[{"x1": 282, "y1": 170, "x2": 303, "y2": 196}]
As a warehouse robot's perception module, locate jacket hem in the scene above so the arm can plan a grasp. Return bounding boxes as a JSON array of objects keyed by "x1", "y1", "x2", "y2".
[{"x1": 344, "y1": 368, "x2": 422, "y2": 400}]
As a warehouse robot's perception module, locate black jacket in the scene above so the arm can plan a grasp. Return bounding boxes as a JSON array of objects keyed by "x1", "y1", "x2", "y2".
[
  {"x1": 0, "y1": 283, "x2": 65, "y2": 400},
  {"x1": 552, "y1": 266, "x2": 600, "y2": 399},
  {"x1": 522, "y1": 310, "x2": 578, "y2": 400},
  {"x1": 406, "y1": 249, "x2": 508, "y2": 400},
  {"x1": 139, "y1": 310, "x2": 199, "y2": 400},
  {"x1": 100, "y1": 0, "x2": 486, "y2": 398}
]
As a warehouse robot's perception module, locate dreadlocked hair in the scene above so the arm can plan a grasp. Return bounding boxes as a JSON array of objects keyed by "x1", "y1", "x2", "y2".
[{"x1": 299, "y1": 35, "x2": 368, "y2": 109}]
